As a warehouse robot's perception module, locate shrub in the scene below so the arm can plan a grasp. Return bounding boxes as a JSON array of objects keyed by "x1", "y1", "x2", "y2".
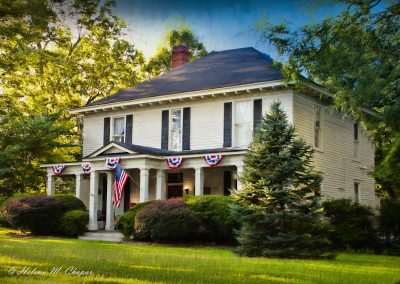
[
  {"x1": 57, "y1": 210, "x2": 89, "y2": 237},
  {"x1": 115, "y1": 201, "x2": 153, "y2": 241},
  {"x1": 323, "y1": 199, "x2": 377, "y2": 250},
  {"x1": 135, "y1": 199, "x2": 200, "y2": 242},
  {"x1": 185, "y1": 195, "x2": 239, "y2": 243},
  {"x1": 379, "y1": 198, "x2": 400, "y2": 254},
  {"x1": 55, "y1": 194, "x2": 86, "y2": 212},
  {"x1": 1, "y1": 195, "x2": 62, "y2": 235}
]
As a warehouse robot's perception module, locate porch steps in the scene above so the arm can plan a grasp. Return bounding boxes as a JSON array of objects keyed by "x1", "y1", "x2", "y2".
[{"x1": 79, "y1": 231, "x2": 123, "y2": 242}]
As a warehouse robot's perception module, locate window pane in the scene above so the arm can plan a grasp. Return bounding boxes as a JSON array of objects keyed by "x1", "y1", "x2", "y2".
[
  {"x1": 235, "y1": 124, "x2": 252, "y2": 147},
  {"x1": 354, "y1": 123, "x2": 359, "y2": 141},
  {"x1": 113, "y1": 117, "x2": 125, "y2": 136},
  {"x1": 171, "y1": 109, "x2": 181, "y2": 129},
  {"x1": 235, "y1": 101, "x2": 251, "y2": 124}
]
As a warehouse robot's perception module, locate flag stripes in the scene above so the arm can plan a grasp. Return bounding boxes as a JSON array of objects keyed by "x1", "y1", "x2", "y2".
[{"x1": 112, "y1": 164, "x2": 129, "y2": 207}]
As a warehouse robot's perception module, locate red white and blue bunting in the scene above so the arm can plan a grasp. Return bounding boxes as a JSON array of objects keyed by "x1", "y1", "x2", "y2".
[
  {"x1": 106, "y1": 158, "x2": 121, "y2": 171},
  {"x1": 81, "y1": 163, "x2": 91, "y2": 174},
  {"x1": 204, "y1": 154, "x2": 223, "y2": 167},
  {"x1": 52, "y1": 165, "x2": 66, "y2": 176},
  {"x1": 166, "y1": 157, "x2": 184, "y2": 169}
]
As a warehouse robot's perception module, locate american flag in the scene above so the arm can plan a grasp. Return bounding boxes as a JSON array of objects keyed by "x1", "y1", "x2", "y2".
[{"x1": 112, "y1": 164, "x2": 129, "y2": 207}]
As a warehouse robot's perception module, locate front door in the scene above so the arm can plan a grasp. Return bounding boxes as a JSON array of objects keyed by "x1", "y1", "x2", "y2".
[
  {"x1": 124, "y1": 179, "x2": 131, "y2": 212},
  {"x1": 167, "y1": 173, "x2": 183, "y2": 199}
]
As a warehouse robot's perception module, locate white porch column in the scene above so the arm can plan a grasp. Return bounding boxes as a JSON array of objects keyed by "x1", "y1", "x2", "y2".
[
  {"x1": 156, "y1": 169, "x2": 166, "y2": 200},
  {"x1": 88, "y1": 170, "x2": 99, "y2": 231},
  {"x1": 195, "y1": 167, "x2": 204, "y2": 196},
  {"x1": 75, "y1": 173, "x2": 83, "y2": 199},
  {"x1": 139, "y1": 168, "x2": 150, "y2": 203},
  {"x1": 47, "y1": 173, "x2": 55, "y2": 196},
  {"x1": 105, "y1": 172, "x2": 114, "y2": 231},
  {"x1": 236, "y1": 165, "x2": 244, "y2": 191}
]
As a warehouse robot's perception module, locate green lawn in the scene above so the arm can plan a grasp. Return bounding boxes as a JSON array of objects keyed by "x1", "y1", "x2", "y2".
[{"x1": 0, "y1": 228, "x2": 399, "y2": 284}]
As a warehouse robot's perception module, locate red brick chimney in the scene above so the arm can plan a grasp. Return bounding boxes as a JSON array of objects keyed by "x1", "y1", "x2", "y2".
[{"x1": 171, "y1": 45, "x2": 190, "y2": 69}]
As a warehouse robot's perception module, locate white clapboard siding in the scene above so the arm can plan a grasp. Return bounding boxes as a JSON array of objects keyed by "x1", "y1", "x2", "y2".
[
  {"x1": 82, "y1": 90, "x2": 294, "y2": 156},
  {"x1": 293, "y1": 93, "x2": 375, "y2": 207}
]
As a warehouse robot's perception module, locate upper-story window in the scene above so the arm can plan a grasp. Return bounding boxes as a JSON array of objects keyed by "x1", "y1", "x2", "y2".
[
  {"x1": 170, "y1": 109, "x2": 182, "y2": 151},
  {"x1": 112, "y1": 117, "x2": 125, "y2": 142},
  {"x1": 353, "y1": 122, "x2": 360, "y2": 160},
  {"x1": 314, "y1": 105, "x2": 322, "y2": 148},
  {"x1": 234, "y1": 100, "x2": 252, "y2": 147}
]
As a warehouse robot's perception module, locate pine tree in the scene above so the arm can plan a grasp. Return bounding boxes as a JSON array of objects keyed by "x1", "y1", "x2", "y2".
[{"x1": 232, "y1": 101, "x2": 332, "y2": 259}]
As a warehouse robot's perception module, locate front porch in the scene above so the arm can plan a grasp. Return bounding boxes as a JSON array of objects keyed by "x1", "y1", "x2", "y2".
[{"x1": 42, "y1": 143, "x2": 245, "y2": 231}]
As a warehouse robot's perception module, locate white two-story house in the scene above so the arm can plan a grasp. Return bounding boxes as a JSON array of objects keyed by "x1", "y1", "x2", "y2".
[{"x1": 42, "y1": 46, "x2": 376, "y2": 231}]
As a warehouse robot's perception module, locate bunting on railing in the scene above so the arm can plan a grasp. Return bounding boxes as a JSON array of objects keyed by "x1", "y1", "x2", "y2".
[
  {"x1": 204, "y1": 154, "x2": 223, "y2": 167},
  {"x1": 166, "y1": 157, "x2": 184, "y2": 169},
  {"x1": 52, "y1": 165, "x2": 66, "y2": 176},
  {"x1": 106, "y1": 158, "x2": 121, "y2": 170},
  {"x1": 81, "y1": 163, "x2": 91, "y2": 174}
]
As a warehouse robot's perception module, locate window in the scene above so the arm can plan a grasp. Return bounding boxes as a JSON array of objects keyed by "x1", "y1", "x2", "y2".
[
  {"x1": 234, "y1": 101, "x2": 252, "y2": 147},
  {"x1": 170, "y1": 109, "x2": 182, "y2": 151},
  {"x1": 354, "y1": 182, "x2": 360, "y2": 203},
  {"x1": 353, "y1": 122, "x2": 360, "y2": 160},
  {"x1": 314, "y1": 105, "x2": 322, "y2": 148},
  {"x1": 112, "y1": 117, "x2": 125, "y2": 142}
]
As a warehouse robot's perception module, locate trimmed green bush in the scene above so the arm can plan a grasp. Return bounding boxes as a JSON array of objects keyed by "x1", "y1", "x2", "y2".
[
  {"x1": 55, "y1": 194, "x2": 86, "y2": 212},
  {"x1": 379, "y1": 198, "x2": 400, "y2": 254},
  {"x1": 323, "y1": 199, "x2": 377, "y2": 250},
  {"x1": 185, "y1": 195, "x2": 239, "y2": 243},
  {"x1": 1, "y1": 195, "x2": 62, "y2": 235},
  {"x1": 57, "y1": 210, "x2": 89, "y2": 237},
  {"x1": 115, "y1": 201, "x2": 154, "y2": 241},
  {"x1": 135, "y1": 199, "x2": 200, "y2": 242}
]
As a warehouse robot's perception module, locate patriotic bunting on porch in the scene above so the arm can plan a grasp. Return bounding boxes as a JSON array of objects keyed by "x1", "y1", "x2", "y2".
[
  {"x1": 204, "y1": 154, "x2": 223, "y2": 167},
  {"x1": 81, "y1": 163, "x2": 91, "y2": 174},
  {"x1": 166, "y1": 157, "x2": 184, "y2": 169},
  {"x1": 105, "y1": 158, "x2": 121, "y2": 170},
  {"x1": 52, "y1": 165, "x2": 66, "y2": 176}
]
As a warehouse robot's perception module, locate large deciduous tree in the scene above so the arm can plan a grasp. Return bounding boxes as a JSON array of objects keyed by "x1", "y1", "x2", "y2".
[
  {"x1": 0, "y1": 0, "x2": 143, "y2": 197},
  {"x1": 258, "y1": 0, "x2": 400, "y2": 197},
  {"x1": 232, "y1": 102, "x2": 331, "y2": 259}
]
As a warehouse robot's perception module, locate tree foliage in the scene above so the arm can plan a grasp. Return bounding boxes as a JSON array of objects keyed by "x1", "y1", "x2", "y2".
[
  {"x1": 259, "y1": 0, "x2": 400, "y2": 196},
  {"x1": 0, "y1": 0, "x2": 143, "y2": 197},
  {"x1": 144, "y1": 24, "x2": 207, "y2": 77},
  {"x1": 232, "y1": 102, "x2": 331, "y2": 259}
]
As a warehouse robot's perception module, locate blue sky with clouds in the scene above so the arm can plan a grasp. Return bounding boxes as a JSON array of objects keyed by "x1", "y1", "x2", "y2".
[{"x1": 114, "y1": 0, "x2": 344, "y2": 60}]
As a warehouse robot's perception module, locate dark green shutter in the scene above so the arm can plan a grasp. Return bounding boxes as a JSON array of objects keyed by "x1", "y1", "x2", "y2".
[
  {"x1": 103, "y1": 117, "x2": 110, "y2": 146},
  {"x1": 161, "y1": 110, "x2": 169, "y2": 150},
  {"x1": 182, "y1": 107, "x2": 191, "y2": 150},
  {"x1": 253, "y1": 99, "x2": 262, "y2": 131},
  {"x1": 125, "y1": 115, "x2": 133, "y2": 144},
  {"x1": 223, "y1": 102, "x2": 232, "y2": 147}
]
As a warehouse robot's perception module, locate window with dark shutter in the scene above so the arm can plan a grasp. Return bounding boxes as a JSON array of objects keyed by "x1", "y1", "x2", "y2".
[
  {"x1": 223, "y1": 102, "x2": 232, "y2": 147},
  {"x1": 161, "y1": 110, "x2": 169, "y2": 150},
  {"x1": 103, "y1": 117, "x2": 110, "y2": 146},
  {"x1": 125, "y1": 115, "x2": 133, "y2": 144},
  {"x1": 182, "y1": 107, "x2": 191, "y2": 150},
  {"x1": 253, "y1": 99, "x2": 262, "y2": 131}
]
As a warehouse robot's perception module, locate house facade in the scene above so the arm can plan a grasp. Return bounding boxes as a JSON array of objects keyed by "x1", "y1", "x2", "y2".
[{"x1": 41, "y1": 47, "x2": 376, "y2": 231}]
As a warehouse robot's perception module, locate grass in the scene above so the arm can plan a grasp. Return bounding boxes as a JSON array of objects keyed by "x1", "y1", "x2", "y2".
[{"x1": 0, "y1": 228, "x2": 399, "y2": 283}]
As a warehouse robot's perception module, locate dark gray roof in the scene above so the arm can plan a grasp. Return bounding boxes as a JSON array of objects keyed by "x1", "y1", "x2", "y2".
[
  {"x1": 90, "y1": 47, "x2": 283, "y2": 106},
  {"x1": 86, "y1": 141, "x2": 244, "y2": 158}
]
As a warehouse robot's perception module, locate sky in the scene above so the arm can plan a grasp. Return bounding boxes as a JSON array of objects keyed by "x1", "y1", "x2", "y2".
[{"x1": 113, "y1": 0, "x2": 344, "y2": 60}]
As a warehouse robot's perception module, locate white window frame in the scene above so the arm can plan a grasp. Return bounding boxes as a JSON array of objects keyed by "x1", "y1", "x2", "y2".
[
  {"x1": 169, "y1": 108, "x2": 183, "y2": 151},
  {"x1": 313, "y1": 104, "x2": 323, "y2": 150},
  {"x1": 111, "y1": 116, "x2": 126, "y2": 143},
  {"x1": 233, "y1": 99, "x2": 254, "y2": 148},
  {"x1": 353, "y1": 122, "x2": 360, "y2": 161},
  {"x1": 354, "y1": 181, "x2": 361, "y2": 203}
]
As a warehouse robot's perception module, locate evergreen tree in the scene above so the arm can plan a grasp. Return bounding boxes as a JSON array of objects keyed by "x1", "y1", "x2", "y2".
[{"x1": 232, "y1": 102, "x2": 332, "y2": 259}]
